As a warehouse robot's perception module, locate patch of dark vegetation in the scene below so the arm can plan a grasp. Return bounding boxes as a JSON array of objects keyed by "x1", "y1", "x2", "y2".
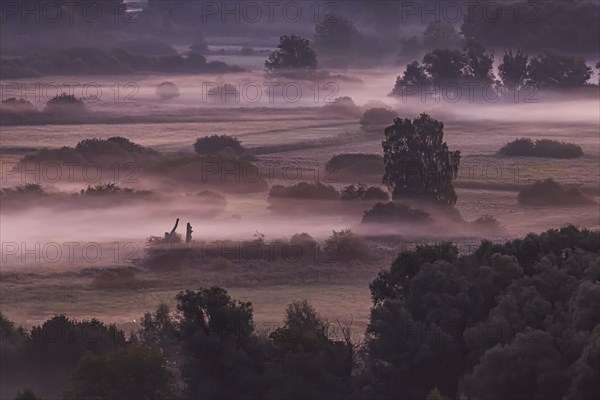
[
  {"x1": 142, "y1": 229, "x2": 372, "y2": 272},
  {"x1": 0, "y1": 314, "x2": 126, "y2": 399},
  {"x1": 325, "y1": 154, "x2": 384, "y2": 178},
  {"x1": 518, "y1": 179, "x2": 593, "y2": 205},
  {"x1": 367, "y1": 225, "x2": 600, "y2": 399},
  {"x1": 75, "y1": 137, "x2": 159, "y2": 157},
  {"x1": 22, "y1": 136, "x2": 159, "y2": 166},
  {"x1": 1, "y1": 94, "x2": 88, "y2": 123},
  {"x1": 44, "y1": 93, "x2": 86, "y2": 114},
  {"x1": 156, "y1": 81, "x2": 180, "y2": 100},
  {"x1": 19, "y1": 137, "x2": 266, "y2": 192},
  {"x1": 319, "y1": 96, "x2": 362, "y2": 118},
  {"x1": 264, "y1": 34, "x2": 318, "y2": 79},
  {"x1": 267, "y1": 182, "x2": 388, "y2": 213},
  {"x1": 1, "y1": 98, "x2": 36, "y2": 112},
  {"x1": 322, "y1": 228, "x2": 372, "y2": 263},
  {"x1": 470, "y1": 214, "x2": 505, "y2": 234},
  {"x1": 156, "y1": 154, "x2": 268, "y2": 193},
  {"x1": 269, "y1": 181, "x2": 339, "y2": 200},
  {"x1": 340, "y1": 184, "x2": 389, "y2": 201},
  {"x1": 361, "y1": 202, "x2": 432, "y2": 224},
  {"x1": 0, "y1": 98, "x2": 38, "y2": 124},
  {"x1": 498, "y1": 138, "x2": 583, "y2": 158},
  {"x1": 193, "y1": 135, "x2": 246, "y2": 157},
  {"x1": 359, "y1": 108, "x2": 398, "y2": 132},
  {"x1": 78, "y1": 183, "x2": 153, "y2": 198},
  {"x1": 0, "y1": 183, "x2": 46, "y2": 197},
  {"x1": 5, "y1": 226, "x2": 598, "y2": 400},
  {"x1": 0, "y1": 47, "x2": 242, "y2": 78},
  {"x1": 1, "y1": 182, "x2": 156, "y2": 210}
]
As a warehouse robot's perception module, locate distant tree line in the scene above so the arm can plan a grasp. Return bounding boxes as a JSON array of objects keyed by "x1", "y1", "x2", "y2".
[{"x1": 392, "y1": 45, "x2": 595, "y2": 98}]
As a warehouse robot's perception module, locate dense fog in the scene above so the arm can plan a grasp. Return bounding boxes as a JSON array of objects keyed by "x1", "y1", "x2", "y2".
[{"x1": 1, "y1": 1, "x2": 599, "y2": 399}]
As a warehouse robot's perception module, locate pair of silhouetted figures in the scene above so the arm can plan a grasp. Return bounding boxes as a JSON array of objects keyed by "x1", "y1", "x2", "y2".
[{"x1": 164, "y1": 218, "x2": 193, "y2": 249}]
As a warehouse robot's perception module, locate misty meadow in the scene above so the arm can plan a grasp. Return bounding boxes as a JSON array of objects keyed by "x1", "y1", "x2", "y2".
[{"x1": 0, "y1": 1, "x2": 599, "y2": 399}]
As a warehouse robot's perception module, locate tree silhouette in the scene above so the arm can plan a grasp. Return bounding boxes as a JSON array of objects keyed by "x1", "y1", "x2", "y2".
[
  {"x1": 463, "y1": 41, "x2": 495, "y2": 82},
  {"x1": 422, "y1": 49, "x2": 467, "y2": 82},
  {"x1": 265, "y1": 35, "x2": 318, "y2": 78},
  {"x1": 527, "y1": 50, "x2": 592, "y2": 88},
  {"x1": 382, "y1": 113, "x2": 460, "y2": 205},
  {"x1": 422, "y1": 22, "x2": 462, "y2": 49},
  {"x1": 314, "y1": 15, "x2": 360, "y2": 56},
  {"x1": 498, "y1": 49, "x2": 529, "y2": 88}
]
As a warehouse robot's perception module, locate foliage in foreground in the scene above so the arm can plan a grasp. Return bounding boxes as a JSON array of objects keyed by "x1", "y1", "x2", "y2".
[
  {"x1": 2, "y1": 226, "x2": 599, "y2": 399},
  {"x1": 368, "y1": 225, "x2": 600, "y2": 399}
]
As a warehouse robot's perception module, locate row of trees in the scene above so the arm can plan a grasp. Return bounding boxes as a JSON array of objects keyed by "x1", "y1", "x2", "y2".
[
  {"x1": 393, "y1": 45, "x2": 595, "y2": 95},
  {"x1": 3, "y1": 226, "x2": 598, "y2": 399},
  {"x1": 263, "y1": 32, "x2": 597, "y2": 90}
]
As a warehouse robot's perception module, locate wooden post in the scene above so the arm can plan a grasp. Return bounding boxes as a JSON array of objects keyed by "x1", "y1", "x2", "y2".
[{"x1": 186, "y1": 222, "x2": 193, "y2": 245}]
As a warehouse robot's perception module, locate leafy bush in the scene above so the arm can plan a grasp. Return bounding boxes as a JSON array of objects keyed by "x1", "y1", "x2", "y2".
[
  {"x1": 498, "y1": 138, "x2": 583, "y2": 158},
  {"x1": 155, "y1": 81, "x2": 180, "y2": 100},
  {"x1": 361, "y1": 202, "x2": 431, "y2": 224},
  {"x1": 472, "y1": 214, "x2": 500, "y2": 227},
  {"x1": 269, "y1": 181, "x2": 339, "y2": 200},
  {"x1": 44, "y1": 93, "x2": 85, "y2": 114},
  {"x1": 193, "y1": 135, "x2": 245, "y2": 156},
  {"x1": 340, "y1": 184, "x2": 389, "y2": 201},
  {"x1": 79, "y1": 183, "x2": 151, "y2": 197},
  {"x1": 518, "y1": 178, "x2": 592, "y2": 205},
  {"x1": 0, "y1": 183, "x2": 45, "y2": 197},
  {"x1": 1, "y1": 98, "x2": 36, "y2": 112},
  {"x1": 0, "y1": 98, "x2": 38, "y2": 123},
  {"x1": 323, "y1": 229, "x2": 371, "y2": 262},
  {"x1": 321, "y1": 96, "x2": 362, "y2": 117},
  {"x1": 359, "y1": 108, "x2": 398, "y2": 131},
  {"x1": 325, "y1": 153, "x2": 384, "y2": 176},
  {"x1": 75, "y1": 136, "x2": 158, "y2": 156}
]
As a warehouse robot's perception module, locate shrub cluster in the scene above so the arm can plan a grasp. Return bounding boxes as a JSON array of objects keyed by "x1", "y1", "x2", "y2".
[
  {"x1": 361, "y1": 202, "x2": 432, "y2": 224},
  {"x1": 499, "y1": 138, "x2": 583, "y2": 158},
  {"x1": 518, "y1": 178, "x2": 592, "y2": 205},
  {"x1": 325, "y1": 153, "x2": 384, "y2": 176},
  {"x1": 193, "y1": 135, "x2": 246, "y2": 156}
]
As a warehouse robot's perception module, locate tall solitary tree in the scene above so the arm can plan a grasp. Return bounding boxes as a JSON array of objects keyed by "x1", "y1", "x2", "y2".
[{"x1": 382, "y1": 114, "x2": 460, "y2": 205}]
